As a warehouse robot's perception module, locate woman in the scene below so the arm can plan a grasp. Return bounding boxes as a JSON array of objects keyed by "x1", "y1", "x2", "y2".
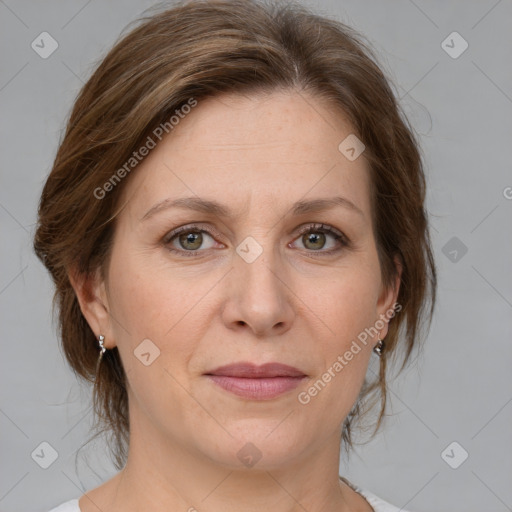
[{"x1": 34, "y1": 0, "x2": 437, "y2": 511}]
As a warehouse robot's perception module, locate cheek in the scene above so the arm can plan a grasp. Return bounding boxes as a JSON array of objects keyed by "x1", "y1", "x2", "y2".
[
  {"x1": 105, "y1": 253, "x2": 204, "y2": 421},
  {"x1": 296, "y1": 268, "x2": 378, "y2": 408},
  {"x1": 312, "y1": 267, "x2": 380, "y2": 344},
  {"x1": 106, "y1": 251, "x2": 210, "y2": 373}
]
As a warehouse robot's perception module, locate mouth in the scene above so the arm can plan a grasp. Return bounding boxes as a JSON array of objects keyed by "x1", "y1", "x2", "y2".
[{"x1": 204, "y1": 362, "x2": 307, "y2": 400}]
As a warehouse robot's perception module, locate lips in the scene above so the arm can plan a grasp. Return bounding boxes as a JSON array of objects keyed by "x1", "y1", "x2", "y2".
[
  {"x1": 205, "y1": 362, "x2": 306, "y2": 378},
  {"x1": 204, "y1": 362, "x2": 307, "y2": 400}
]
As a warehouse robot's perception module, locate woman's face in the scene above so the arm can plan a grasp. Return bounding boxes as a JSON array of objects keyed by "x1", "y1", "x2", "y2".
[{"x1": 93, "y1": 90, "x2": 399, "y2": 469}]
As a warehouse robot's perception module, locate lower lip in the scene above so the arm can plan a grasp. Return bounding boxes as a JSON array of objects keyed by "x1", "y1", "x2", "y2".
[{"x1": 206, "y1": 375, "x2": 306, "y2": 400}]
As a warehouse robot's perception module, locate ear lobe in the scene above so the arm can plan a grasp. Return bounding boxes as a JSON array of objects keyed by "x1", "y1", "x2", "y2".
[{"x1": 68, "y1": 265, "x2": 116, "y2": 349}]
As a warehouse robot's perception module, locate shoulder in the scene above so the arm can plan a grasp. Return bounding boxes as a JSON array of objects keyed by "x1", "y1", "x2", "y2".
[
  {"x1": 46, "y1": 498, "x2": 81, "y2": 512},
  {"x1": 341, "y1": 477, "x2": 412, "y2": 512},
  {"x1": 356, "y1": 487, "x2": 411, "y2": 512}
]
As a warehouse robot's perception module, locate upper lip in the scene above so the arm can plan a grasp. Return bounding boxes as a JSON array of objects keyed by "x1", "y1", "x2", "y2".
[{"x1": 205, "y1": 362, "x2": 306, "y2": 378}]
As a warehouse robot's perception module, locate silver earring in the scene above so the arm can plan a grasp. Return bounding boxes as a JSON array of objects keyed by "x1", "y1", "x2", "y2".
[
  {"x1": 98, "y1": 334, "x2": 106, "y2": 354},
  {"x1": 95, "y1": 334, "x2": 106, "y2": 375},
  {"x1": 373, "y1": 337, "x2": 384, "y2": 357}
]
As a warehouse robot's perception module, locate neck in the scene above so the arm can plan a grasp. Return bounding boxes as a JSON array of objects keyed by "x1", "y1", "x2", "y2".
[{"x1": 82, "y1": 406, "x2": 363, "y2": 512}]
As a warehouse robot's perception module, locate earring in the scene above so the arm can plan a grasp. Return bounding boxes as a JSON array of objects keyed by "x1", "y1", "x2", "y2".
[
  {"x1": 373, "y1": 337, "x2": 384, "y2": 357},
  {"x1": 98, "y1": 334, "x2": 106, "y2": 354},
  {"x1": 95, "y1": 334, "x2": 106, "y2": 375}
]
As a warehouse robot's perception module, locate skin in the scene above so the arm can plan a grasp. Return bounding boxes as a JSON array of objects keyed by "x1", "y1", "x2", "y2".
[{"x1": 72, "y1": 89, "x2": 401, "y2": 512}]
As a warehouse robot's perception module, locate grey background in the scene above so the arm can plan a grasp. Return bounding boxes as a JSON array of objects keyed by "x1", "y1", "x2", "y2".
[{"x1": 1, "y1": 0, "x2": 511, "y2": 511}]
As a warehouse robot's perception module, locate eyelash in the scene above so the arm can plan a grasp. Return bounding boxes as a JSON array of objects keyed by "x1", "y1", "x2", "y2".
[{"x1": 163, "y1": 223, "x2": 350, "y2": 258}]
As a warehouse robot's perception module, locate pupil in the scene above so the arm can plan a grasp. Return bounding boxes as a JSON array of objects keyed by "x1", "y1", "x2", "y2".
[
  {"x1": 305, "y1": 232, "x2": 324, "y2": 249},
  {"x1": 180, "y1": 232, "x2": 201, "y2": 250}
]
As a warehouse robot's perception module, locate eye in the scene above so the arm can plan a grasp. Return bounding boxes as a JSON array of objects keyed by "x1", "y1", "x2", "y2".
[
  {"x1": 290, "y1": 223, "x2": 349, "y2": 255},
  {"x1": 163, "y1": 224, "x2": 222, "y2": 256},
  {"x1": 163, "y1": 222, "x2": 350, "y2": 258}
]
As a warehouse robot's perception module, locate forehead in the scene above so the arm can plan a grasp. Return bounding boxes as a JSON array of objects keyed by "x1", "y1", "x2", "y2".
[{"x1": 118, "y1": 90, "x2": 372, "y2": 221}]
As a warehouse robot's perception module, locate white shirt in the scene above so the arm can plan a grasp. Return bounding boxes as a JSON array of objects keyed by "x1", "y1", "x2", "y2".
[{"x1": 47, "y1": 477, "x2": 410, "y2": 512}]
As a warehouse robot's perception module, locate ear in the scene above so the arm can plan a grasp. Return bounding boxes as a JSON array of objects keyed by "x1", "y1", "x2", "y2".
[
  {"x1": 68, "y1": 265, "x2": 117, "y2": 349},
  {"x1": 376, "y1": 255, "x2": 402, "y2": 340}
]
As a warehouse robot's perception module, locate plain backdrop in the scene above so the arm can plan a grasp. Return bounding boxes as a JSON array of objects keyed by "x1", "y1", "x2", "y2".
[{"x1": 1, "y1": 1, "x2": 511, "y2": 511}]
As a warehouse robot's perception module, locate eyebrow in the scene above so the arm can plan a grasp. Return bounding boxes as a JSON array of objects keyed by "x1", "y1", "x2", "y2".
[{"x1": 141, "y1": 195, "x2": 364, "y2": 221}]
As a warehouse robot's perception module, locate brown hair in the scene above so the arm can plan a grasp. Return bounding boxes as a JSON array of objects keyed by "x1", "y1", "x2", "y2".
[{"x1": 33, "y1": 0, "x2": 437, "y2": 469}]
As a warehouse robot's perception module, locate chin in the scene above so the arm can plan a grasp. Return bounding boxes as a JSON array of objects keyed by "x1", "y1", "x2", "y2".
[{"x1": 196, "y1": 421, "x2": 310, "y2": 470}]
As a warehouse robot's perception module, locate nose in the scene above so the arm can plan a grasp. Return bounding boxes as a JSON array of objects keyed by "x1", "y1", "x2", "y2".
[{"x1": 221, "y1": 243, "x2": 295, "y2": 338}]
